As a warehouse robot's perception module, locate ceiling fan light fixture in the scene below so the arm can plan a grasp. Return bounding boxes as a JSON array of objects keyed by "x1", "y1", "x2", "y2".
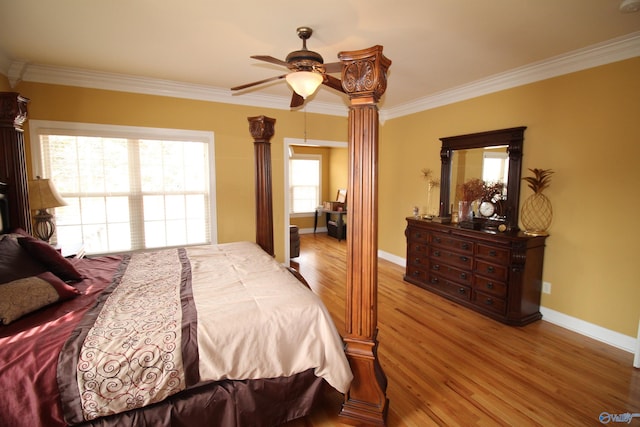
[{"x1": 285, "y1": 71, "x2": 323, "y2": 99}]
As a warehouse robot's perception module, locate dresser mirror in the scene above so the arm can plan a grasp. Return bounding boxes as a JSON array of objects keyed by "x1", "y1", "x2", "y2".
[{"x1": 438, "y1": 127, "x2": 526, "y2": 230}]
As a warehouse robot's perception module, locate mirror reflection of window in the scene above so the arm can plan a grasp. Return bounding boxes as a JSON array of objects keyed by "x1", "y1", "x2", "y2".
[{"x1": 482, "y1": 150, "x2": 509, "y2": 194}]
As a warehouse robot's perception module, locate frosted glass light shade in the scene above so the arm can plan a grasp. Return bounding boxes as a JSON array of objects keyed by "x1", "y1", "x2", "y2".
[{"x1": 285, "y1": 71, "x2": 323, "y2": 99}]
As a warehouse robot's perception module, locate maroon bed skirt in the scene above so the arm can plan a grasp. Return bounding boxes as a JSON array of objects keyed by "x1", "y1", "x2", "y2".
[{"x1": 80, "y1": 369, "x2": 325, "y2": 427}]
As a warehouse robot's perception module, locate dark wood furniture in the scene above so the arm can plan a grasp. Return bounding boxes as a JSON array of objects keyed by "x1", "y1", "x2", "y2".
[
  {"x1": 0, "y1": 92, "x2": 32, "y2": 234},
  {"x1": 314, "y1": 208, "x2": 347, "y2": 241},
  {"x1": 405, "y1": 217, "x2": 546, "y2": 325}
]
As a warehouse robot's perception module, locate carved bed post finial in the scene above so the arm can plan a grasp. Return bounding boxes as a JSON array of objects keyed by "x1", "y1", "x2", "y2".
[
  {"x1": 247, "y1": 115, "x2": 276, "y2": 256},
  {"x1": 0, "y1": 92, "x2": 32, "y2": 234},
  {"x1": 337, "y1": 46, "x2": 391, "y2": 426}
]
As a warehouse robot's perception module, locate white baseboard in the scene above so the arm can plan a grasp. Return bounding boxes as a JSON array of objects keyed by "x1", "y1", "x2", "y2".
[
  {"x1": 540, "y1": 307, "x2": 637, "y2": 355},
  {"x1": 378, "y1": 251, "x2": 638, "y2": 356}
]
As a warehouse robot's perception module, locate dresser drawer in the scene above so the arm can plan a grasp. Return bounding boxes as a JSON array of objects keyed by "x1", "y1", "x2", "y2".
[
  {"x1": 406, "y1": 265, "x2": 428, "y2": 282},
  {"x1": 430, "y1": 262, "x2": 472, "y2": 286},
  {"x1": 406, "y1": 228, "x2": 429, "y2": 243},
  {"x1": 475, "y1": 244, "x2": 510, "y2": 264},
  {"x1": 430, "y1": 233, "x2": 474, "y2": 255},
  {"x1": 475, "y1": 259, "x2": 509, "y2": 281},
  {"x1": 429, "y1": 274, "x2": 472, "y2": 301},
  {"x1": 473, "y1": 290, "x2": 506, "y2": 315},
  {"x1": 474, "y1": 276, "x2": 507, "y2": 297},
  {"x1": 430, "y1": 247, "x2": 473, "y2": 270},
  {"x1": 407, "y1": 241, "x2": 429, "y2": 257}
]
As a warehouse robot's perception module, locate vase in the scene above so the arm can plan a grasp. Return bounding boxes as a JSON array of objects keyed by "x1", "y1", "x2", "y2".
[
  {"x1": 521, "y1": 192, "x2": 553, "y2": 236},
  {"x1": 458, "y1": 200, "x2": 473, "y2": 223}
]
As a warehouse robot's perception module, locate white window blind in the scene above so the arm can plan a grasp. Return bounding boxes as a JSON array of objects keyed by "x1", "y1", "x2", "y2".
[
  {"x1": 289, "y1": 155, "x2": 321, "y2": 214},
  {"x1": 30, "y1": 121, "x2": 216, "y2": 255}
]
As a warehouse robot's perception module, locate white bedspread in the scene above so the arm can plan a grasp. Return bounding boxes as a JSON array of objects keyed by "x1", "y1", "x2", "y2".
[{"x1": 187, "y1": 242, "x2": 353, "y2": 394}]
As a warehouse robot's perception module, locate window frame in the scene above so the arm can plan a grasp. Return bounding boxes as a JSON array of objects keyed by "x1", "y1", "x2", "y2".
[{"x1": 28, "y1": 120, "x2": 218, "y2": 252}]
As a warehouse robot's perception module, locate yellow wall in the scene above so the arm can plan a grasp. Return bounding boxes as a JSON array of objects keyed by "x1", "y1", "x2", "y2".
[
  {"x1": 7, "y1": 56, "x2": 639, "y2": 338},
  {"x1": 13, "y1": 81, "x2": 348, "y2": 261},
  {"x1": 380, "y1": 57, "x2": 640, "y2": 337}
]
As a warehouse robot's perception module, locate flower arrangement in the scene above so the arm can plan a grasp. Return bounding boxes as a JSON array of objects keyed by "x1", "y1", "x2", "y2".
[
  {"x1": 522, "y1": 168, "x2": 554, "y2": 194},
  {"x1": 457, "y1": 178, "x2": 485, "y2": 202},
  {"x1": 421, "y1": 168, "x2": 440, "y2": 190}
]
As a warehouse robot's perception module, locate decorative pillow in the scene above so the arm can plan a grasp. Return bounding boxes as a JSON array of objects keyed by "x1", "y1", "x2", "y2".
[
  {"x1": 0, "y1": 238, "x2": 47, "y2": 284},
  {"x1": 17, "y1": 236, "x2": 83, "y2": 282},
  {"x1": 0, "y1": 271, "x2": 80, "y2": 324}
]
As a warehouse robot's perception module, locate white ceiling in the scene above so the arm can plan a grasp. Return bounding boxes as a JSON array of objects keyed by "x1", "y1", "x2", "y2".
[{"x1": 1, "y1": 0, "x2": 639, "y2": 117}]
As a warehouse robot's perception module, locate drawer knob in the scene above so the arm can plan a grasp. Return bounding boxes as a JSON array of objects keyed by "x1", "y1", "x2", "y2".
[
  {"x1": 430, "y1": 277, "x2": 439, "y2": 284},
  {"x1": 460, "y1": 273, "x2": 467, "y2": 280},
  {"x1": 487, "y1": 266, "x2": 495, "y2": 273},
  {"x1": 434, "y1": 237, "x2": 441, "y2": 243},
  {"x1": 412, "y1": 271, "x2": 420, "y2": 277},
  {"x1": 458, "y1": 287, "x2": 466, "y2": 294},
  {"x1": 489, "y1": 250, "x2": 497, "y2": 257},
  {"x1": 485, "y1": 298, "x2": 494, "y2": 305},
  {"x1": 461, "y1": 243, "x2": 469, "y2": 250},
  {"x1": 434, "y1": 250, "x2": 441, "y2": 257},
  {"x1": 460, "y1": 256, "x2": 469, "y2": 262},
  {"x1": 487, "y1": 282, "x2": 494, "y2": 289},
  {"x1": 432, "y1": 264, "x2": 440, "y2": 271},
  {"x1": 414, "y1": 258, "x2": 421, "y2": 264}
]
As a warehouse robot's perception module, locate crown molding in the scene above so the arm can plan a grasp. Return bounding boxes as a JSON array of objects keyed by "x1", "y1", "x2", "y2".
[
  {"x1": 3, "y1": 32, "x2": 638, "y2": 120},
  {"x1": 380, "y1": 31, "x2": 640, "y2": 121},
  {"x1": 16, "y1": 63, "x2": 349, "y2": 117}
]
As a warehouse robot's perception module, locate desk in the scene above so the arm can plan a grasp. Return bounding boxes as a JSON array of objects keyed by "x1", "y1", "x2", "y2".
[{"x1": 314, "y1": 208, "x2": 347, "y2": 241}]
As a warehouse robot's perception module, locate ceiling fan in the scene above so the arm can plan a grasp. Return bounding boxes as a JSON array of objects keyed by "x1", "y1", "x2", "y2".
[{"x1": 231, "y1": 27, "x2": 344, "y2": 108}]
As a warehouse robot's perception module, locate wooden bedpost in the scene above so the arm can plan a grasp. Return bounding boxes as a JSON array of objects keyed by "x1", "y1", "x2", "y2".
[
  {"x1": 248, "y1": 115, "x2": 275, "y2": 256},
  {"x1": 337, "y1": 46, "x2": 391, "y2": 426},
  {"x1": 0, "y1": 92, "x2": 32, "y2": 234}
]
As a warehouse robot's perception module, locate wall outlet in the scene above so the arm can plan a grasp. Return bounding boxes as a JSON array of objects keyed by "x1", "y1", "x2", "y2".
[{"x1": 542, "y1": 281, "x2": 552, "y2": 294}]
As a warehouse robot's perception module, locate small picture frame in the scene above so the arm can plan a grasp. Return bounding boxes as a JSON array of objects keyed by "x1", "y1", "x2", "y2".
[{"x1": 336, "y1": 188, "x2": 347, "y2": 204}]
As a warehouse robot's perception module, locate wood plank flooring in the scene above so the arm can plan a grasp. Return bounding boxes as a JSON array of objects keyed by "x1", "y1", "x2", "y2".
[{"x1": 283, "y1": 232, "x2": 639, "y2": 427}]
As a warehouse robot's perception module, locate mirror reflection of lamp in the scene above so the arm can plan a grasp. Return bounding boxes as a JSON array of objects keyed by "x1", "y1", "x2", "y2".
[{"x1": 28, "y1": 176, "x2": 67, "y2": 242}]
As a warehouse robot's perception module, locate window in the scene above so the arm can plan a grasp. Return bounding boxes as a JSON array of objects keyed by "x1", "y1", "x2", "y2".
[
  {"x1": 289, "y1": 155, "x2": 321, "y2": 214},
  {"x1": 29, "y1": 121, "x2": 216, "y2": 255},
  {"x1": 483, "y1": 151, "x2": 509, "y2": 186}
]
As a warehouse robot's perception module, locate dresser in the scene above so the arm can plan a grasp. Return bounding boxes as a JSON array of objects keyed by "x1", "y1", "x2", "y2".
[{"x1": 404, "y1": 218, "x2": 547, "y2": 325}]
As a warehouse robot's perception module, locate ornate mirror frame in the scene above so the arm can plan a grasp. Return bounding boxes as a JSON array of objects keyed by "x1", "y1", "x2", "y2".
[{"x1": 439, "y1": 126, "x2": 526, "y2": 230}]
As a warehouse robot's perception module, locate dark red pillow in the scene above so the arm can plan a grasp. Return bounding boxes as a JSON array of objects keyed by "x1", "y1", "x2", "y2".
[
  {"x1": 0, "y1": 237, "x2": 47, "y2": 284},
  {"x1": 17, "y1": 236, "x2": 83, "y2": 282}
]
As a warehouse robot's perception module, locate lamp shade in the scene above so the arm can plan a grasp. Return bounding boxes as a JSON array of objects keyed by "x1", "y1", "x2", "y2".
[
  {"x1": 285, "y1": 71, "x2": 323, "y2": 99},
  {"x1": 28, "y1": 177, "x2": 67, "y2": 210}
]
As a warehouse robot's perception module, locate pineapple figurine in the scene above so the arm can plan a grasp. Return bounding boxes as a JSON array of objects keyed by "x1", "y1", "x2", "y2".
[{"x1": 520, "y1": 168, "x2": 554, "y2": 236}]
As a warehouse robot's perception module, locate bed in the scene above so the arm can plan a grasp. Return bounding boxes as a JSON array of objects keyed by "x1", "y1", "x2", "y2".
[{"x1": 0, "y1": 228, "x2": 352, "y2": 426}]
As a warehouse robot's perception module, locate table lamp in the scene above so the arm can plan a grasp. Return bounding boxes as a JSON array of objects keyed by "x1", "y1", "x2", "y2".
[{"x1": 28, "y1": 176, "x2": 67, "y2": 242}]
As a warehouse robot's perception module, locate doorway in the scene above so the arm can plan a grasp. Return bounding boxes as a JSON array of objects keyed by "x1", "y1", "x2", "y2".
[{"x1": 283, "y1": 137, "x2": 347, "y2": 265}]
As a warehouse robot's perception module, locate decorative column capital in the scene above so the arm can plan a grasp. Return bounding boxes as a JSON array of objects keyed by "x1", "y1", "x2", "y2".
[
  {"x1": 247, "y1": 115, "x2": 276, "y2": 143},
  {"x1": 0, "y1": 92, "x2": 29, "y2": 130},
  {"x1": 338, "y1": 45, "x2": 391, "y2": 103}
]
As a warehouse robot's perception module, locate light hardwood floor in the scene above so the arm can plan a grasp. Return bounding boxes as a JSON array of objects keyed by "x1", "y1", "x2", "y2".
[{"x1": 283, "y1": 232, "x2": 639, "y2": 427}]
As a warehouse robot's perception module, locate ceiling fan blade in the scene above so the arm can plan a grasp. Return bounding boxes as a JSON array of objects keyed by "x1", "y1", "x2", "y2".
[
  {"x1": 290, "y1": 92, "x2": 304, "y2": 108},
  {"x1": 250, "y1": 55, "x2": 290, "y2": 67},
  {"x1": 322, "y1": 74, "x2": 345, "y2": 93},
  {"x1": 231, "y1": 74, "x2": 287, "y2": 91},
  {"x1": 323, "y1": 62, "x2": 342, "y2": 73}
]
